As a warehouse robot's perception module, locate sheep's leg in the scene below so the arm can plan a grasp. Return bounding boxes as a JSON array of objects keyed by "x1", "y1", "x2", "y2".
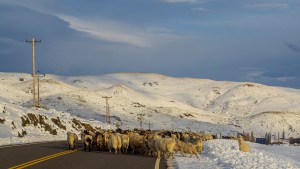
[
  {"x1": 180, "y1": 148, "x2": 186, "y2": 157},
  {"x1": 194, "y1": 150, "x2": 199, "y2": 159},
  {"x1": 68, "y1": 145, "x2": 70, "y2": 150},
  {"x1": 84, "y1": 143, "x2": 86, "y2": 151},
  {"x1": 157, "y1": 150, "x2": 161, "y2": 158},
  {"x1": 164, "y1": 152, "x2": 168, "y2": 159},
  {"x1": 148, "y1": 149, "x2": 152, "y2": 156},
  {"x1": 88, "y1": 144, "x2": 91, "y2": 152},
  {"x1": 189, "y1": 149, "x2": 193, "y2": 158}
]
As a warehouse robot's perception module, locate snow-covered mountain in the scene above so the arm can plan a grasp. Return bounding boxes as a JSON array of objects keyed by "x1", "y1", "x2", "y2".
[{"x1": 1, "y1": 72, "x2": 300, "y2": 144}]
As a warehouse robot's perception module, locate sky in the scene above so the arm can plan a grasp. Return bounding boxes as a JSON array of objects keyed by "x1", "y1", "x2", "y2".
[{"x1": 0, "y1": 0, "x2": 300, "y2": 88}]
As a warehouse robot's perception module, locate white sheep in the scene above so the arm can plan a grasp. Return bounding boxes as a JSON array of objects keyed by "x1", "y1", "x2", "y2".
[
  {"x1": 155, "y1": 137, "x2": 177, "y2": 159},
  {"x1": 121, "y1": 134, "x2": 130, "y2": 153},
  {"x1": 108, "y1": 133, "x2": 122, "y2": 154},
  {"x1": 67, "y1": 132, "x2": 78, "y2": 150}
]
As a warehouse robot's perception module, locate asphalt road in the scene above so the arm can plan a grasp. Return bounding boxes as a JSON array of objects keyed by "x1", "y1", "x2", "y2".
[{"x1": 0, "y1": 141, "x2": 168, "y2": 169}]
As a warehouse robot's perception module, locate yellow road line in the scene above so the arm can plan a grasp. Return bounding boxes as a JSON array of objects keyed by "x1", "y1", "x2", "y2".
[
  {"x1": 8, "y1": 150, "x2": 73, "y2": 169},
  {"x1": 8, "y1": 149, "x2": 79, "y2": 169},
  {"x1": 155, "y1": 157, "x2": 160, "y2": 169}
]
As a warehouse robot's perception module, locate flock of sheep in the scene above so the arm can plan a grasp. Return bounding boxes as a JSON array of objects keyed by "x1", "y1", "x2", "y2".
[{"x1": 67, "y1": 129, "x2": 251, "y2": 159}]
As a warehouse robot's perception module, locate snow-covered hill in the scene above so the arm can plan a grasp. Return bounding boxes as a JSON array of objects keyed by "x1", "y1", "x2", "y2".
[{"x1": 1, "y1": 72, "x2": 300, "y2": 145}]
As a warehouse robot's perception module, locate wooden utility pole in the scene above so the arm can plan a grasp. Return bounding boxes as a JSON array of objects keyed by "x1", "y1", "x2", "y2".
[
  {"x1": 26, "y1": 37, "x2": 41, "y2": 107},
  {"x1": 36, "y1": 70, "x2": 45, "y2": 108},
  {"x1": 102, "y1": 96, "x2": 112, "y2": 124}
]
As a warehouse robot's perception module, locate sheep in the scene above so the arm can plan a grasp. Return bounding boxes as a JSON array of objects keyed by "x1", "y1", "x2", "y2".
[
  {"x1": 103, "y1": 132, "x2": 111, "y2": 150},
  {"x1": 238, "y1": 137, "x2": 251, "y2": 152},
  {"x1": 129, "y1": 133, "x2": 148, "y2": 154},
  {"x1": 95, "y1": 133, "x2": 104, "y2": 151},
  {"x1": 67, "y1": 132, "x2": 78, "y2": 150},
  {"x1": 195, "y1": 140, "x2": 203, "y2": 154},
  {"x1": 183, "y1": 133, "x2": 190, "y2": 142},
  {"x1": 146, "y1": 133, "x2": 161, "y2": 156},
  {"x1": 171, "y1": 134, "x2": 177, "y2": 139},
  {"x1": 173, "y1": 139, "x2": 181, "y2": 154},
  {"x1": 155, "y1": 137, "x2": 177, "y2": 159},
  {"x1": 82, "y1": 133, "x2": 93, "y2": 152},
  {"x1": 203, "y1": 133, "x2": 213, "y2": 141},
  {"x1": 120, "y1": 134, "x2": 130, "y2": 153},
  {"x1": 108, "y1": 133, "x2": 122, "y2": 154},
  {"x1": 178, "y1": 141, "x2": 199, "y2": 159}
]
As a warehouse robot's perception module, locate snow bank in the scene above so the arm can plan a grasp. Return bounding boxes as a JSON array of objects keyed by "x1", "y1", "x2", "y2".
[
  {"x1": 0, "y1": 135, "x2": 64, "y2": 146},
  {"x1": 173, "y1": 139, "x2": 300, "y2": 169}
]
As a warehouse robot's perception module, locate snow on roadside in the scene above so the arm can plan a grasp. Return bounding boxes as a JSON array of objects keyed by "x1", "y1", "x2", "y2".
[
  {"x1": 0, "y1": 135, "x2": 65, "y2": 147},
  {"x1": 173, "y1": 139, "x2": 300, "y2": 169}
]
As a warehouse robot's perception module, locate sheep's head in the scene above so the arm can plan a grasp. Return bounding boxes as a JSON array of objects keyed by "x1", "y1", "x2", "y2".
[{"x1": 238, "y1": 137, "x2": 244, "y2": 144}]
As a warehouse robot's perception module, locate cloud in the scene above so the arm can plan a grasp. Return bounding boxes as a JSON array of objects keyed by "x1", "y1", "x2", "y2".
[
  {"x1": 284, "y1": 41, "x2": 300, "y2": 53},
  {"x1": 192, "y1": 7, "x2": 210, "y2": 12},
  {"x1": 275, "y1": 76, "x2": 296, "y2": 82},
  {"x1": 163, "y1": 0, "x2": 212, "y2": 4},
  {"x1": 242, "y1": 68, "x2": 297, "y2": 86},
  {"x1": 244, "y1": 69, "x2": 265, "y2": 82},
  {"x1": 249, "y1": 3, "x2": 289, "y2": 9},
  {"x1": 57, "y1": 15, "x2": 150, "y2": 48},
  {"x1": 164, "y1": 0, "x2": 199, "y2": 3}
]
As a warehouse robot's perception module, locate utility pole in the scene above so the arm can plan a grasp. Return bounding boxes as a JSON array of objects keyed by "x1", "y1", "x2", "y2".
[
  {"x1": 36, "y1": 70, "x2": 45, "y2": 108},
  {"x1": 26, "y1": 37, "x2": 41, "y2": 108},
  {"x1": 102, "y1": 96, "x2": 112, "y2": 124}
]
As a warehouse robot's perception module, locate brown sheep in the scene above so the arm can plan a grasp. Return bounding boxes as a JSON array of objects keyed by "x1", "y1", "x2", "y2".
[
  {"x1": 95, "y1": 134, "x2": 104, "y2": 151},
  {"x1": 178, "y1": 141, "x2": 199, "y2": 159},
  {"x1": 238, "y1": 137, "x2": 251, "y2": 152},
  {"x1": 129, "y1": 133, "x2": 147, "y2": 154},
  {"x1": 195, "y1": 140, "x2": 203, "y2": 154}
]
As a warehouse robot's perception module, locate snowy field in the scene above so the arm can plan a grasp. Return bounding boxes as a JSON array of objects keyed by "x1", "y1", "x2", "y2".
[
  {"x1": 172, "y1": 140, "x2": 300, "y2": 169},
  {"x1": 1, "y1": 72, "x2": 300, "y2": 168}
]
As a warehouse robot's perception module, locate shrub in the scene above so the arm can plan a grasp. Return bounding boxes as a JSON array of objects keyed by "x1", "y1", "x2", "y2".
[
  {"x1": 21, "y1": 116, "x2": 30, "y2": 127},
  {"x1": 11, "y1": 121, "x2": 16, "y2": 129},
  {"x1": 2, "y1": 106, "x2": 6, "y2": 113},
  {"x1": 28, "y1": 113, "x2": 39, "y2": 126},
  {"x1": 51, "y1": 117, "x2": 66, "y2": 130},
  {"x1": 72, "y1": 118, "x2": 95, "y2": 132},
  {"x1": 18, "y1": 130, "x2": 27, "y2": 137},
  {"x1": 0, "y1": 118, "x2": 5, "y2": 124}
]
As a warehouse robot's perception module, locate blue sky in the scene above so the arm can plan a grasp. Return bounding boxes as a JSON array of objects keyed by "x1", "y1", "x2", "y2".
[{"x1": 0, "y1": 0, "x2": 300, "y2": 88}]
